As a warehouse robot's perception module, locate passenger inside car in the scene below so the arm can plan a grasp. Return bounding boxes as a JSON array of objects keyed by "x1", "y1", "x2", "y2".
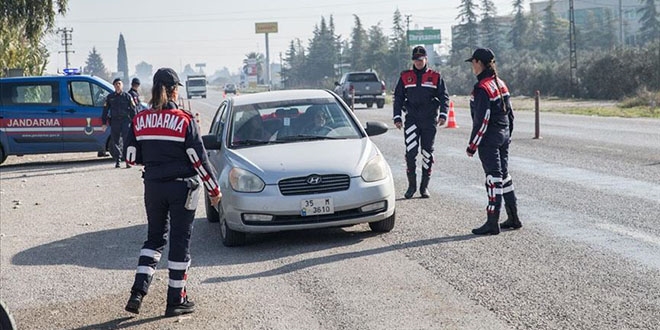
[
  {"x1": 300, "y1": 106, "x2": 332, "y2": 136},
  {"x1": 233, "y1": 111, "x2": 271, "y2": 144}
]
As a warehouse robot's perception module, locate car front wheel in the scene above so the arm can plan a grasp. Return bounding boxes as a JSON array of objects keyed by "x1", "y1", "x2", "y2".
[
  {"x1": 369, "y1": 211, "x2": 395, "y2": 232},
  {"x1": 220, "y1": 215, "x2": 246, "y2": 247}
]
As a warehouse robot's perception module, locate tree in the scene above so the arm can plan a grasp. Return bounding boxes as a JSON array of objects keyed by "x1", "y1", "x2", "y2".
[
  {"x1": 479, "y1": 0, "x2": 501, "y2": 54},
  {"x1": 117, "y1": 33, "x2": 129, "y2": 85},
  {"x1": 541, "y1": 0, "x2": 564, "y2": 54},
  {"x1": 384, "y1": 9, "x2": 409, "y2": 89},
  {"x1": 0, "y1": 0, "x2": 68, "y2": 43},
  {"x1": 306, "y1": 16, "x2": 338, "y2": 86},
  {"x1": 83, "y1": 47, "x2": 110, "y2": 81},
  {"x1": 349, "y1": 15, "x2": 368, "y2": 71},
  {"x1": 509, "y1": 0, "x2": 528, "y2": 50},
  {"x1": 0, "y1": 0, "x2": 68, "y2": 76},
  {"x1": 455, "y1": 0, "x2": 480, "y2": 51},
  {"x1": 638, "y1": 0, "x2": 660, "y2": 46},
  {"x1": 135, "y1": 61, "x2": 153, "y2": 84},
  {"x1": 365, "y1": 23, "x2": 389, "y2": 74}
]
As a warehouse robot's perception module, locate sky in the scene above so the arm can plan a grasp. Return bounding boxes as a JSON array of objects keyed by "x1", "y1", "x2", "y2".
[{"x1": 44, "y1": 0, "x2": 524, "y2": 76}]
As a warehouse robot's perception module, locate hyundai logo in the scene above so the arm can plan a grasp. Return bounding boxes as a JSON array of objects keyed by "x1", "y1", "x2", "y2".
[{"x1": 306, "y1": 175, "x2": 322, "y2": 185}]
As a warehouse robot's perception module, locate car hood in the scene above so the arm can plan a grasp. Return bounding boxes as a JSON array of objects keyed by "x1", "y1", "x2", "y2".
[{"x1": 227, "y1": 138, "x2": 378, "y2": 184}]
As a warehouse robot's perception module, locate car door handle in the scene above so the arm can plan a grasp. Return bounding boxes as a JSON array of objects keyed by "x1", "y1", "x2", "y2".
[
  {"x1": 47, "y1": 108, "x2": 58, "y2": 113},
  {"x1": 65, "y1": 109, "x2": 76, "y2": 113}
]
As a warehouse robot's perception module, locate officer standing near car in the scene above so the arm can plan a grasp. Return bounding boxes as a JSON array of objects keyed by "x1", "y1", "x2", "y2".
[
  {"x1": 465, "y1": 48, "x2": 522, "y2": 235},
  {"x1": 123, "y1": 68, "x2": 222, "y2": 318},
  {"x1": 393, "y1": 45, "x2": 450, "y2": 199},
  {"x1": 102, "y1": 78, "x2": 136, "y2": 168},
  {"x1": 128, "y1": 77, "x2": 142, "y2": 112}
]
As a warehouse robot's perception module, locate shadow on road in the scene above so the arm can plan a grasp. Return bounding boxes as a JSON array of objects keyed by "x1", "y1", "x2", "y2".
[
  {"x1": 203, "y1": 233, "x2": 477, "y2": 283},
  {"x1": 0, "y1": 157, "x2": 114, "y2": 179},
  {"x1": 72, "y1": 316, "x2": 163, "y2": 330}
]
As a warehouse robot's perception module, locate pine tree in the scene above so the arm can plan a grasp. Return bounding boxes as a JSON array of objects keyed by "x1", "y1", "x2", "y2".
[
  {"x1": 541, "y1": 0, "x2": 564, "y2": 54},
  {"x1": 638, "y1": 0, "x2": 660, "y2": 45},
  {"x1": 117, "y1": 33, "x2": 129, "y2": 85},
  {"x1": 479, "y1": 0, "x2": 500, "y2": 54},
  {"x1": 509, "y1": 0, "x2": 528, "y2": 50},
  {"x1": 349, "y1": 15, "x2": 368, "y2": 71},
  {"x1": 385, "y1": 9, "x2": 409, "y2": 88},
  {"x1": 83, "y1": 47, "x2": 110, "y2": 81},
  {"x1": 455, "y1": 0, "x2": 480, "y2": 51},
  {"x1": 365, "y1": 23, "x2": 389, "y2": 74}
]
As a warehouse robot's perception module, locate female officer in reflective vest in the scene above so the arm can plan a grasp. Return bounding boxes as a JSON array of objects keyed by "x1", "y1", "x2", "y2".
[
  {"x1": 123, "y1": 68, "x2": 222, "y2": 317},
  {"x1": 465, "y1": 48, "x2": 522, "y2": 235}
]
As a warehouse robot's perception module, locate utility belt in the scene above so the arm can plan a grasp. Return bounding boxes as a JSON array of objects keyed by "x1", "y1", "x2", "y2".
[{"x1": 176, "y1": 176, "x2": 201, "y2": 211}]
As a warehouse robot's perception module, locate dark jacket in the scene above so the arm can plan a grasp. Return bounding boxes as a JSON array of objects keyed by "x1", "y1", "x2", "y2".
[
  {"x1": 128, "y1": 88, "x2": 141, "y2": 111},
  {"x1": 467, "y1": 70, "x2": 515, "y2": 154},
  {"x1": 102, "y1": 91, "x2": 136, "y2": 125},
  {"x1": 124, "y1": 101, "x2": 220, "y2": 197},
  {"x1": 393, "y1": 66, "x2": 449, "y2": 123}
]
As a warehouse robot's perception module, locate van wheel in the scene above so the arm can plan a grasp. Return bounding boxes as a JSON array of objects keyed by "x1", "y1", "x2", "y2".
[
  {"x1": 376, "y1": 100, "x2": 385, "y2": 108},
  {"x1": 366, "y1": 102, "x2": 373, "y2": 108},
  {"x1": 369, "y1": 211, "x2": 395, "y2": 232},
  {"x1": 220, "y1": 216, "x2": 246, "y2": 247},
  {"x1": 0, "y1": 147, "x2": 7, "y2": 165}
]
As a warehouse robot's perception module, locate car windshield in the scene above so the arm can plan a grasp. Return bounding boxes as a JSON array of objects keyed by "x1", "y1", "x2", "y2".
[{"x1": 229, "y1": 98, "x2": 362, "y2": 148}]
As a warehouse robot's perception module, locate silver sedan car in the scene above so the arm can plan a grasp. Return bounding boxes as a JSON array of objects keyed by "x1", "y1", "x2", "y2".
[{"x1": 202, "y1": 89, "x2": 395, "y2": 246}]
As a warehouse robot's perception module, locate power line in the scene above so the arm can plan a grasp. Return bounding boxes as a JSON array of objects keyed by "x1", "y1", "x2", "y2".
[{"x1": 57, "y1": 28, "x2": 74, "y2": 69}]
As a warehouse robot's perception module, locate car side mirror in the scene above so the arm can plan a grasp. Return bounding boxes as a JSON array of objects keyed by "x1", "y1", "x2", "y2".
[
  {"x1": 202, "y1": 134, "x2": 222, "y2": 150},
  {"x1": 334, "y1": 81, "x2": 340, "y2": 86},
  {"x1": 364, "y1": 121, "x2": 389, "y2": 136}
]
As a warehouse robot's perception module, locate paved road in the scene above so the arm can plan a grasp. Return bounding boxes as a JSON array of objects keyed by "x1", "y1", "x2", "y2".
[{"x1": 1, "y1": 91, "x2": 659, "y2": 329}]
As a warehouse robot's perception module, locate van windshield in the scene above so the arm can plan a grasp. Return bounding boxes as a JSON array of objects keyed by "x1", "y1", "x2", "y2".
[{"x1": 187, "y1": 80, "x2": 205, "y2": 87}]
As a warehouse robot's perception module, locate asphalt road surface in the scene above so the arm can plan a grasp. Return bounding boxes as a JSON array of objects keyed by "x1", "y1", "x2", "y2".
[{"x1": 1, "y1": 90, "x2": 659, "y2": 329}]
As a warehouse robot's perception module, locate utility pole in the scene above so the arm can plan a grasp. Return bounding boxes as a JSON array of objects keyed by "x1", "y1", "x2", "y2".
[
  {"x1": 57, "y1": 28, "x2": 74, "y2": 69},
  {"x1": 568, "y1": 0, "x2": 578, "y2": 98},
  {"x1": 405, "y1": 15, "x2": 412, "y2": 47}
]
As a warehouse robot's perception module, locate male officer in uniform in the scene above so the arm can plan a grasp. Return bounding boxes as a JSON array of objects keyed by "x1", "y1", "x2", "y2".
[
  {"x1": 128, "y1": 77, "x2": 142, "y2": 112},
  {"x1": 393, "y1": 45, "x2": 450, "y2": 199},
  {"x1": 102, "y1": 78, "x2": 136, "y2": 168}
]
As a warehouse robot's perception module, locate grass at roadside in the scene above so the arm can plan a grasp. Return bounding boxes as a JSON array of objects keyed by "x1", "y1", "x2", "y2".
[{"x1": 449, "y1": 95, "x2": 660, "y2": 118}]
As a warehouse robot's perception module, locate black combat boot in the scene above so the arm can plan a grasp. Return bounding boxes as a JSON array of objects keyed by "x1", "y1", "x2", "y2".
[
  {"x1": 404, "y1": 172, "x2": 416, "y2": 199},
  {"x1": 165, "y1": 298, "x2": 195, "y2": 317},
  {"x1": 500, "y1": 204, "x2": 522, "y2": 229},
  {"x1": 472, "y1": 212, "x2": 501, "y2": 235},
  {"x1": 419, "y1": 175, "x2": 431, "y2": 198},
  {"x1": 124, "y1": 290, "x2": 144, "y2": 314}
]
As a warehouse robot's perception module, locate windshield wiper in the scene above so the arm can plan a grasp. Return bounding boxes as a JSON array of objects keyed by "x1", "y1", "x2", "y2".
[
  {"x1": 233, "y1": 139, "x2": 270, "y2": 146},
  {"x1": 278, "y1": 135, "x2": 344, "y2": 141}
]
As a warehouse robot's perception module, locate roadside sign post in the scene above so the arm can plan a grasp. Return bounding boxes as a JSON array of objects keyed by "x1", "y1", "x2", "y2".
[{"x1": 255, "y1": 22, "x2": 278, "y2": 89}]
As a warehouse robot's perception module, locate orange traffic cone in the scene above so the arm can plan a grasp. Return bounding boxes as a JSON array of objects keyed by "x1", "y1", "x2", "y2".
[{"x1": 445, "y1": 100, "x2": 458, "y2": 128}]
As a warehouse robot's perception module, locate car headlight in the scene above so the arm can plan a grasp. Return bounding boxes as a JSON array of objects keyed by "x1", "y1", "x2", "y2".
[
  {"x1": 229, "y1": 167, "x2": 265, "y2": 192},
  {"x1": 361, "y1": 154, "x2": 388, "y2": 182}
]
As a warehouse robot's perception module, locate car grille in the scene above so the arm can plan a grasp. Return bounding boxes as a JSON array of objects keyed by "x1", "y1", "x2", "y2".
[
  {"x1": 278, "y1": 174, "x2": 350, "y2": 196},
  {"x1": 242, "y1": 204, "x2": 387, "y2": 226}
]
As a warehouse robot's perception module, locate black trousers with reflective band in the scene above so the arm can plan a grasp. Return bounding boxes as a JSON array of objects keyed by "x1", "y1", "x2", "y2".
[
  {"x1": 131, "y1": 179, "x2": 196, "y2": 305},
  {"x1": 477, "y1": 129, "x2": 510, "y2": 215},
  {"x1": 403, "y1": 117, "x2": 437, "y2": 176}
]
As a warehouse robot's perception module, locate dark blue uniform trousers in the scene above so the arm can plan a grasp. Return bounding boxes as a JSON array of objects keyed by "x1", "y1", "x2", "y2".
[
  {"x1": 403, "y1": 117, "x2": 437, "y2": 176},
  {"x1": 131, "y1": 180, "x2": 196, "y2": 305},
  {"x1": 477, "y1": 128, "x2": 516, "y2": 217},
  {"x1": 110, "y1": 119, "x2": 131, "y2": 162}
]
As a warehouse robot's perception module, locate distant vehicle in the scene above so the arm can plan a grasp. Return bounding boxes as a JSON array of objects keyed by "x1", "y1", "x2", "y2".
[
  {"x1": 202, "y1": 89, "x2": 396, "y2": 246},
  {"x1": 185, "y1": 75, "x2": 207, "y2": 99},
  {"x1": 224, "y1": 83, "x2": 237, "y2": 95},
  {"x1": 0, "y1": 74, "x2": 113, "y2": 165},
  {"x1": 334, "y1": 72, "x2": 386, "y2": 109}
]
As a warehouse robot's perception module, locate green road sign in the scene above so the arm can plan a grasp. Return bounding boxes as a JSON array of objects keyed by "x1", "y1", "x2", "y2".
[{"x1": 407, "y1": 29, "x2": 441, "y2": 45}]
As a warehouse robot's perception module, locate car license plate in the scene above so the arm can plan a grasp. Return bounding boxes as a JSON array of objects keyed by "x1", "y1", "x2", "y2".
[{"x1": 301, "y1": 198, "x2": 334, "y2": 216}]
